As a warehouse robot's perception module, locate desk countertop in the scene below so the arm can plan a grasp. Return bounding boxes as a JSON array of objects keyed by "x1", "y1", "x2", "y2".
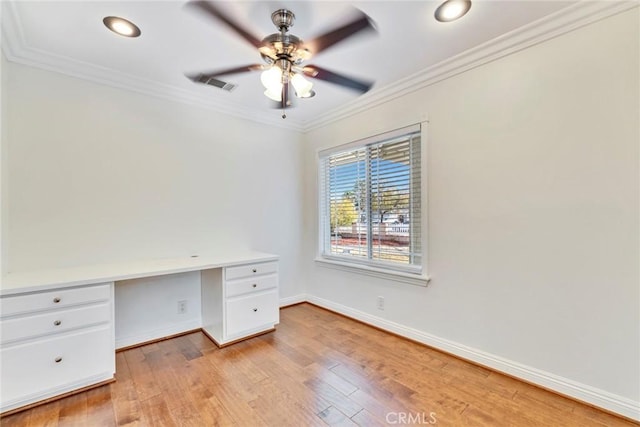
[{"x1": 0, "y1": 251, "x2": 279, "y2": 296}]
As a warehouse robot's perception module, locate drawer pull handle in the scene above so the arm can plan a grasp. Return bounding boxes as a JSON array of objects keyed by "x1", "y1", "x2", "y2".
[
  {"x1": 55, "y1": 357, "x2": 62, "y2": 363},
  {"x1": 252, "y1": 268, "x2": 257, "y2": 273},
  {"x1": 53, "y1": 320, "x2": 62, "y2": 326},
  {"x1": 253, "y1": 308, "x2": 258, "y2": 312},
  {"x1": 53, "y1": 297, "x2": 61, "y2": 303},
  {"x1": 252, "y1": 284, "x2": 257, "y2": 288}
]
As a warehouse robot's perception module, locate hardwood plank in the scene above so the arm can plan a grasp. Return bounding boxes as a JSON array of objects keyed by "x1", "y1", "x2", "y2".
[
  {"x1": 185, "y1": 330, "x2": 218, "y2": 353},
  {"x1": 441, "y1": 355, "x2": 492, "y2": 380},
  {"x1": 122, "y1": 348, "x2": 162, "y2": 403},
  {"x1": 245, "y1": 339, "x2": 334, "y2": 415},
  {"x1": 3, "y1": 303, "x2": 636, "y2": 427},
  {"x1": 303, "y1": 377, "x2": 363, "y2": 417},
  {"x1": 173, "y1": 335, "x2": 204, "y2": 361},
  {"x1": 83, "y1": 386, "x2": 116, "y2": 426},
  {"x1": 259, "y1": 332, "x2": 315, "y2": 367},
  {"x1": 57, "y1": 391, "x2": 88, "y2": 426},
  {"x1": 198, "y1": 347, "x2": 264, "y2": 405},
  {"x1": 196, "y1": 381, "x2": 265, "y2": 426},
  {"x1": 347, "y1": 388, "x2": 415, "y2": 423},
  {"x1": 330, "y1": 360, "x2": 404, "y2": 403},
  {"x1": 350, "y1": 408, "x2": 387, "y2": 427},
  {"x1": 185, "y1": 394, "x2": 234, "y2": 427},
  {"x1": 312, "y1": 365, "x2": 359, "y2": 396},
  {"x1": 0, "y1": 407, "x2": 33, "y2": 427},
  {"x1": 459, "y1": 405, "x2": 505, "y2": 427},
  {"x1": 317, "y1": 406, "x2": 359, "y2": 426},
  {"x1": 111, "y1": 350, "x2": 143, "y2": 426},
  {"x1": 139, "y1": 342, "x2": 160, "y2": 355},
  {"x1": 143, "y1": 348, "x2": 199, "y2": 413},
  {"x1": 21, "y1": 400, "x2": 61, "y2": 427},
  {"x1": 137, "y1": 394, "x2": 176, "y2": 427},
  {"x1": 572, "y1": 402, "x2": 640, "y2": 427},
  {"x1": 246, "y1": 379, "x2": 327, "y2": 427}
]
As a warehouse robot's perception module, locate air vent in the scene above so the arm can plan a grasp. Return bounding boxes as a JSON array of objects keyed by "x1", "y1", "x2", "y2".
[{"x1": 196, "y1": 75, "x2": 237, "y2": 92}]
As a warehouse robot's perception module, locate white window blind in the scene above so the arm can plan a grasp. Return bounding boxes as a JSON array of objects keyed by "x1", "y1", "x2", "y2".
[{"x1": 319, "y1": 125, "x2": 422, "y2": 273}]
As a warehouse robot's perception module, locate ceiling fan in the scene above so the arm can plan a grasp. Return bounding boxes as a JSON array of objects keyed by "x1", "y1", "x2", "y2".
[{"x1": 185, "y1": 1, "x2": 376, "y2": 118}]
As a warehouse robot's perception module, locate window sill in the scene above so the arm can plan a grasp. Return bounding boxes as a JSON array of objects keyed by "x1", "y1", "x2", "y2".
[{"x1": 314, "y1": 257, "x2": 430, "y2": 287}]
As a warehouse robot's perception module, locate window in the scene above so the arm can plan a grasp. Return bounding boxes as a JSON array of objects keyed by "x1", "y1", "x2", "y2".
[{"x1": 319, "y1": 124, "x2": 423, "y2": 276}]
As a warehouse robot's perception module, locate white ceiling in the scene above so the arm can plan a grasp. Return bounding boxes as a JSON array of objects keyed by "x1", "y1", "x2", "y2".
[{"x1": 2, "y1": 1, "x2": 584, "y2": 129}]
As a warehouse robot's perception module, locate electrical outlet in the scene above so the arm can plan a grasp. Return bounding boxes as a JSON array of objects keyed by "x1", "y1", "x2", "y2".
[
  {"x1": 377, "y1": 296, "x2": 385, "y2": 310},
  {"x1": 178, "y1": 300, "x2": 187, "y2": 314}
]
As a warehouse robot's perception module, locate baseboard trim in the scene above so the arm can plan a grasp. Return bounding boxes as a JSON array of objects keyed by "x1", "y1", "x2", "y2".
[
  {"x1": 0, "y1": 377, "x2": 115, "y2": 416},
  {"x1": 202, "y1": 327, "x2": 276, "y2": 348},
  {"x1": 115, "y1": 320, "x2": 201, "y2": 350},
  {"x1": 304, "y1": 295, "x2": 640, "y2": 422},
  {"x1": 115, "y1": 328, "x2": 202, "y2": 352},
  {"x1": 280, "y1": 294, "x2": 307, "y2": 308}
]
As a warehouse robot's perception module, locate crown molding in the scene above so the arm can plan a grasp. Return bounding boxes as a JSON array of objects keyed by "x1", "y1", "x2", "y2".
[
  {"x1": 0, "y1": 1, "x2": 305, "y2": 132},
  {"x1": 303, "y1": 0, "x2": 639, "y2": 132},
  {"x1": 2, "y1": 1, "x2": 637, "y2": 134}
]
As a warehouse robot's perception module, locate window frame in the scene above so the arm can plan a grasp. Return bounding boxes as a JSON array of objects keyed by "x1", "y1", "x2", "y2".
[{"x1": 316, "y1": 124, "x2": 429, "y2": 286}]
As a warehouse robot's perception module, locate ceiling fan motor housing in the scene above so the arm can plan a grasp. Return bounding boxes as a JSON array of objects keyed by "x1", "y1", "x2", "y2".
[
  {"x1": 271, "y1": 9, "x2": 295, "y2": 30},
  {"x1": 260, "y1": 9, "x2": 311, "y2": 66},
  {"x1": 262, "y1": 33, "x2": 302, "y2": 58}
]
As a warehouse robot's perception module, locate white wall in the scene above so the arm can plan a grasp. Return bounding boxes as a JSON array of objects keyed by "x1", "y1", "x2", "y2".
[
  {"x1": 114, "y1": 271, "x2": 201, "y2": 349},
  {"x1": 2, "y1": 60, "x2": 305, "y2": 341},
  {"x1": 1, "y1": 54, "x2": 8, "y2": 277},
  {"x1": 302, "y1": 7, "x2": 639, "y2": 410}
]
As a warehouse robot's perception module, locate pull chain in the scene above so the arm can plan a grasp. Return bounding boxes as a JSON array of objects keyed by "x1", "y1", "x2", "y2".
[{"x1": 281, "y1": 76, "x2": 287, "y2": 119}]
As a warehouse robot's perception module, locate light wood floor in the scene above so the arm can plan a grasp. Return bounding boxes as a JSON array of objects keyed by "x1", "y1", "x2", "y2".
[{"x1": 1, "y1": 303, "x2": 637, "y2": 426}]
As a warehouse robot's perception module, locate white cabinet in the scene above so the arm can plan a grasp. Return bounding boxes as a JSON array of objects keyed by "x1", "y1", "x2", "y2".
[
  {"x1": 0, "y1": 283, "x2": 115, "y2": 414},
  {"x1": 0, "y1": 252, "x2": 278, "y2": 414},
  {"x1": 226, "y1": 290, "x2": 279, "y2": 336},
  {"x1": 201, "y1": 261, "x2": 279, "y2": 346}
]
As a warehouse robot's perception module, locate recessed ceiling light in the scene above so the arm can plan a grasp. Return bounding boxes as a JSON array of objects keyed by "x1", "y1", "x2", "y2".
[
  {"x1": 435, "y1": 0, "x2": 472, "y2": 23},
  {"x1": 103, "y1": 16, "x2": 141, "y2": 37}
]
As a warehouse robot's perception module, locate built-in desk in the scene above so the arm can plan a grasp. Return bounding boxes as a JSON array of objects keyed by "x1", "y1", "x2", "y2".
[{"x1": 0, "y1": 251, "x2": 279, "y2": 414}]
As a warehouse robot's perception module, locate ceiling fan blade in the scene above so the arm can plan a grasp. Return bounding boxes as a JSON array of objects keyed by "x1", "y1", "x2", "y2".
[
  {"x1": 303, "y1": 10, "x2": 375, "y2": 56},
  {"x1": 302, "y1": 65, "x2": 373, "y2": 93},
  {"x1": 186, "y1": 64, "x2": 264, "y2": 81},
  {"x1": 187, "y1": 64, "x2": 263, "y2": 91},
  {"x1": 187, "y1": 1, "x2": 263, "y2": 49}
]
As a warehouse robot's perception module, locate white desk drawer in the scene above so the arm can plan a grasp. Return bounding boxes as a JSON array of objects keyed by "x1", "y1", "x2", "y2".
[
  {"x1": 0, "y1": 326, "x2": 114, "y2": 407},
  {"x1": 226, "y1": 290, "x2": 279, "y2": 337},
  {"x1": 0, "y1": 284, "x2": 111, "y2": 318},
  {"x1": 225, "y1": 262, "x2": 278, "y2": 281},
  {"x1": 1, "y1": 303, "x2": 111, "y2": 344},
  {"x1": 225, "y1": 275, "x2": 277, "y2": 298}
]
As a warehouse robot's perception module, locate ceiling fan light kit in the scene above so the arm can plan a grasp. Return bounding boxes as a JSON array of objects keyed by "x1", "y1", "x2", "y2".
[
  {"x1": 261, "y1": 66, "x2": 283, "y2": 93},
  {"x1": 186, "y1": 1, "x2": 375, "y2": 118},
  {"x1": 263, "y1": 88, "x2": 282, "y2": 102},
  {"x1": 291, "y1": 73, "x2": 314, "y2": 98},
  {"x1": 435, "y1": 0, "x2": 472, "y2": 22},
  {"x1": 258, "y1": 11, "x2": 316, "y2": 102}
]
